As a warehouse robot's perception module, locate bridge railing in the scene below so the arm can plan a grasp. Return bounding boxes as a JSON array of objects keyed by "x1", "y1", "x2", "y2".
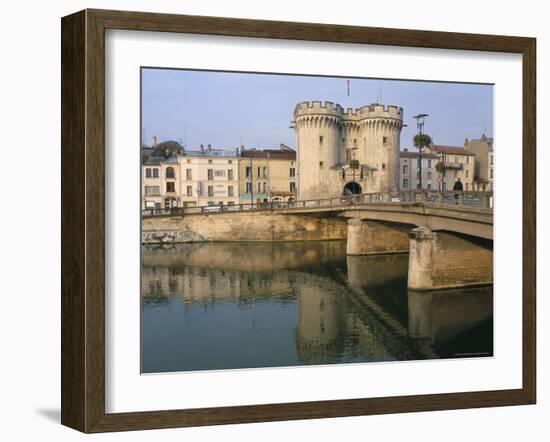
[{"x1": 141, "y1": 190, "x2": 493, "y2": 217}]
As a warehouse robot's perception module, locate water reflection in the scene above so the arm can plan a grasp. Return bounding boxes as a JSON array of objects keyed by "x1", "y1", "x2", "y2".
[{"x1": 141, "y1": 241, "x2": 493, "y2": 373}]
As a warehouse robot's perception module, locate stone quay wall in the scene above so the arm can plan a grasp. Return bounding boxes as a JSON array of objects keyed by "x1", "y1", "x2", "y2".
[{"x1": 142, "y1": 212, "x2": 348, "y2": 244}]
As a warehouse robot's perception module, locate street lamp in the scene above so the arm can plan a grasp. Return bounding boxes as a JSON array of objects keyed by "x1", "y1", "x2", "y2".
[{"x1": 413, "y1": 113, "x2": 429, "y2": 190}]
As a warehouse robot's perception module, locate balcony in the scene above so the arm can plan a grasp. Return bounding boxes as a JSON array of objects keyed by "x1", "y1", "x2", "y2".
[{"x1": 441, "y1": 162, "x2": 463, "y2": 170}]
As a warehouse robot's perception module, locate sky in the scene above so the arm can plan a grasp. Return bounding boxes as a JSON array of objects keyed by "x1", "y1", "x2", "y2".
[{"x1": 141, "y1": 68, "x2": 493, "y2": 151}]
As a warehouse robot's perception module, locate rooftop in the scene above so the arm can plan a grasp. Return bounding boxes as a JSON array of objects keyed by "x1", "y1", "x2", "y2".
[
  {"x1": 430, "y1": 145, "x2": 476, "y2": 156},
  {"x1": 183, "y1": 149, "x2": 240, "y2": 158},
  {"x1": 241, "y1": 149, "x2": 296, "y2": 160},
  {"x1": 400, "y1": 150, "x2": 439, "y2": 159}
]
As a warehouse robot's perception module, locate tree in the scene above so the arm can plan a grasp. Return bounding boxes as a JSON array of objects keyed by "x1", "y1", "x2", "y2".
[
  {"x1": 413, "y1": 134, "x2": 432, "y2": 149},
  {"x1": 349, "y1": 159, "x2": 360, "y2": 170}
]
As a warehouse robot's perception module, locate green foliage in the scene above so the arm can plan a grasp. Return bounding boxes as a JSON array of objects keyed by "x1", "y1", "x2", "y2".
[
  {"x1": 349, "y1": 159, "x2": 360, "y2": 169},
  {"x1": 435, "y1": 161, "x2": 445, "y2": 173},
  {"x1": 413, "y1": 134, "x2": 432, "y2": 149}
]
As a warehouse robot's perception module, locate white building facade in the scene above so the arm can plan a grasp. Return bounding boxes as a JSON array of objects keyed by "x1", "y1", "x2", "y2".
[{"x1": 177, "y1": 150, "x2": 240, "y2": 207}]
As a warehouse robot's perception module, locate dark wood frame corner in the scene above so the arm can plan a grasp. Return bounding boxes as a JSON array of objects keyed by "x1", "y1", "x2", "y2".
[{"x1": 61, "y1": 8, "x2": 536, "y2": 433}]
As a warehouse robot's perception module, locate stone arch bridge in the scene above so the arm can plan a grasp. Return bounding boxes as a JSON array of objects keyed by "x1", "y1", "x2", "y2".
[{"x1": 142, "y1": 190, "x2": 493, "y2": 290}]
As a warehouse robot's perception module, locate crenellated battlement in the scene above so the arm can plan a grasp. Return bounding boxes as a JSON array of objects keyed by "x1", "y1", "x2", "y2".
[
  {"x1": 294, "y1": 101, "x2": 403, "y2": 122},
  {"x1": 294, "y1": 101, "x2": 344, "y2": 117}
]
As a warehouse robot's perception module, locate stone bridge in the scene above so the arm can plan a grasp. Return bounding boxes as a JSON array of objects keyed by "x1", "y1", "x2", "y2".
[{"x1": 142, "y1": 190, "x2": 493, "y2": 290}]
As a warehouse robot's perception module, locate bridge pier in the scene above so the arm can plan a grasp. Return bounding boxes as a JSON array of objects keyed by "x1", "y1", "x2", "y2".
[
  {"x1": 346, "y1": 218, "x2": 410, "y2": 255},
  {"x1": 408, "y1": 227, "x2": 493, "y2": 290}
]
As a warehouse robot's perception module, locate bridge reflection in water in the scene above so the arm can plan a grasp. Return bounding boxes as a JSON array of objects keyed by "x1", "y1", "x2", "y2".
[{"x1": 141, "y1": 241, "x2": 493, "y2": 373}]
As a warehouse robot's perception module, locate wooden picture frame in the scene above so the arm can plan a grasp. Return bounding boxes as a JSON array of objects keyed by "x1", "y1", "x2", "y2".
[{"x1": 61, "y1": 8, "x2": 536, "y2": 433}]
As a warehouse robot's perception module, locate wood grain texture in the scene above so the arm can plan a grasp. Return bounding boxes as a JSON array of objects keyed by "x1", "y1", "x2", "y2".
[
  {"x1": 61, "y1": 8, "x2": 537, "y2": 433},
  {"x1": 61, "y1": 10, "x2": 86, "y2": 431}
]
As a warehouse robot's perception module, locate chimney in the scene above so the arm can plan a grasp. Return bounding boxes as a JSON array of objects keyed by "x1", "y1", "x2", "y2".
[
  {"x1": 200, "y1": 144, "x2": 204, "y2": 153},
  {"x1": 464, "y1": 138, "x2": 469, "y2": 146},
  {"x1": 240, "y1": 145, "x2": 244, "y2": 154},
  {"x1": 207, "y1": 143, "x2": 212, "y2": 151},
  {"x1": 152, "y1": 135, "x2": 157, "y2": 147}
]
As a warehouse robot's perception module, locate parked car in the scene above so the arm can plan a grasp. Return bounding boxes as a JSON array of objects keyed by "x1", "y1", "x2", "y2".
[{"x1": 203, "y1": 205, "x2": 222, "y2": 213}]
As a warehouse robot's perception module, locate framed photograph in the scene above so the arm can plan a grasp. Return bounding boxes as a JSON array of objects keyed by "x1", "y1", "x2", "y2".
[{"x1": 61, "y1": 9, "x2": 536, "y2": 433}]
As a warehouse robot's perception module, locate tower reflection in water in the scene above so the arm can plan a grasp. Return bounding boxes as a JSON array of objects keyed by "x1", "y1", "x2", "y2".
[{"x1": 141, "y1": 241, "x2": 493, "y2": 373}]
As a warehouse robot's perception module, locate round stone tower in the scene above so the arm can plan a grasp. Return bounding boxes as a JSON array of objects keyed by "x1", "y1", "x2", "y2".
[
  {"x1": 293, "y1": 101, "x2": 403, "y2": 200},
  {"x1": 293, "y1": 101, "x2": 344, "y2": 200},
  {"x1": 358, "y1": 104, "x2": 403, "y2": 193}
]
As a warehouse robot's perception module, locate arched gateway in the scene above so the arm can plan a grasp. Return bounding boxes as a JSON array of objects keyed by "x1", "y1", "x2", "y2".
[{"x1": 343, "y1": 181, "x2": 362, "y2": 195}]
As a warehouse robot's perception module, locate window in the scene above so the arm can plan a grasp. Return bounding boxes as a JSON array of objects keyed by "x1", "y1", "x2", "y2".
[
  {"x1": 402, "y1": 178, "x2": 409, "y2": 189},
  {"x1": 215, "y1": 170, "x2": 226, "y2": 177},
  {"x1": 186, "y1": 185, "x2": 192, "y2": 197},
  {"x1": 319, "y1": 161, "x2": 324, "y2": 167},
  {"x1": 145, "y1": 186, "x2": 160, "y2": 196},
  {"x1": 382, "y1": 136, "x2": 387, "y2": 144},
  {"x1": 490, "y1": 155, "x2": 494, "y2": 165},
  {"x1": 246, "y1": 182, "x2": 252, "y2": 193},
  {"x1": 186, "y1": 159, "x2": 191, "y2": 164},
  {"x1": 228, "y1": 201, "x2": 235, "y2": 206},
  {"x1": 228, "y1": 186, "x2": 234, "y2": 197},
  {"x1": 490, "y1": 169, "x2": 494, "y2": 179},
  {"x1": 228, "y1": 160, "x2": 233, "y2": 164},
  {"x1": 257, "y1": 167, "x2": 261, "y2": 177},
  {"x1": 228, "y1": 169, "x2": 234, "y2": 181},
  {"x1": 319, "y1": 136, "x2": 323, "y2": 144},
  {"x1": 427, "y1": 171, "x2": 432, "y2": 179},
  {"x1": 262, "y1": 182, "x2": 266, "y2": 193},
  {"x1": 290, "y1": 182, "x2": 296, "y2": 192},
  {"x1": 186, "y1": 168, "x2": 192, "y2": 180},
  {"x1": 403, "y1": 165, "x2": 408, "y2": 174},
  {"x1": 466, "y1": 169, "x2": 469, "y2": 178},
  {"x1": 428, "y1": 159, "x2": 432, "y2": 168},
  {"x1": 166, "y1": 182, "x2": 175, "y2": 193},
  {"x1": 151, "y1": 168, "x2": 159, "y2": 178},
  {"x1": 442, "y1": 182, "x2": 447, "y2": 190},
  {"x1": 207, "y1": 186, "x2": 214, "y2": 197},
  {"x1": 246, "y1": 166, "x2": 252, "y2": 178},
  {"x1": 427, "y1": 183, "x2": 432, "y2": 190},
  {"x1": 207, "y1": 169, "x2": 213, "y2": 180},
  {"x1": 145, "y1": 168, "x2": 152, "y2": 178},
  {"x1": 165, "y1": 167, "x2": 175, "y2": 178},
  {"x1": 466, "y1": 156, "x2": 470, "y2": 165},
  {"x1": 289, "y1": 167, "x2": 296, "y2": 177},
  {"x1": 208, "y1": 159, "x2": 212, "y2": 164},
  {"x1": 257, "y1": 182, "x2": 261, "y2": 193},
  {"x1": 382, "y1": 163, "x2": 386, "y2": 171},
  {"x1": 262, "y1": 167, "x2": 267, "y2": 178}
]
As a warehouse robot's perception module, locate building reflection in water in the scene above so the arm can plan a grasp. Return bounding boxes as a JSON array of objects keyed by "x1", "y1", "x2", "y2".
[{"x1": 141, "y1": 241, "x2": 493, "y2": 373}]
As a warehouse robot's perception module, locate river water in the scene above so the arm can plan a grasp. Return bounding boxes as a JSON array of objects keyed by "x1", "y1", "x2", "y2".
[{"x1": 141, "y1": 241, "x2": 493, "y2": 373}]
